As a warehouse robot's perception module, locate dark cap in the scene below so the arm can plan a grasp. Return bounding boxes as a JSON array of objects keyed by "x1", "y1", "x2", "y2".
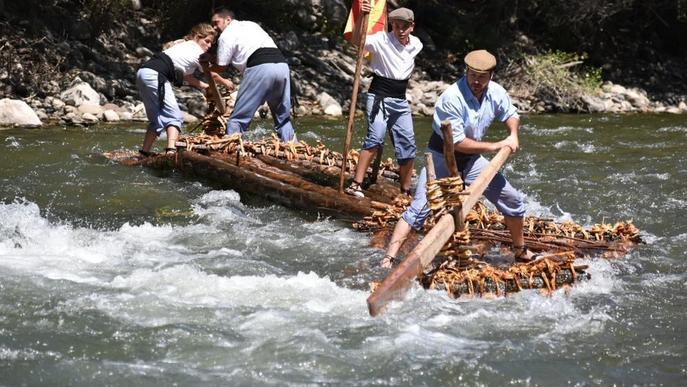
[
  {"x1": 388, "y1": 7, "x2": 414, "y2": 23},
  {"x1": 464, "y1": 50, "x2": 497, "y2": 72}
]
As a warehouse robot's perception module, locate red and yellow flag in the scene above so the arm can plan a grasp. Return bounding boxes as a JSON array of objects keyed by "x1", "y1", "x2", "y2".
[{"x1": 343, "y1": 0, "x2": 387, "y2": 41}]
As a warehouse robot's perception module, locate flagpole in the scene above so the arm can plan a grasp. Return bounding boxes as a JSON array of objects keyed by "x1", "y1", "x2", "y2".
[{"x1": 338, "y1": 8, "x2": 370, "y2": 193}]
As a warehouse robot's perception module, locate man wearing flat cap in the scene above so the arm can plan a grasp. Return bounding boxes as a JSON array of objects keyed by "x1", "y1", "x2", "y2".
[
  {"x1": 345, "y1": 0, "x2": 423, "y2": 199},
  {"x1": 380, "y1": 49, "x2": 536, "y2": 268}
]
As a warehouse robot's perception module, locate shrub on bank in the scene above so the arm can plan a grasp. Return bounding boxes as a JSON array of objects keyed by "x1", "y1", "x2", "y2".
[{"x1": 506, "y1": 51, "x2": 603, "y2": 112}]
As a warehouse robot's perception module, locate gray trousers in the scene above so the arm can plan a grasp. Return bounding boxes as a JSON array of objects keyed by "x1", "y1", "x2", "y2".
[{"x1": 227, "y1": 62, "x2": 295, "y2": 142}]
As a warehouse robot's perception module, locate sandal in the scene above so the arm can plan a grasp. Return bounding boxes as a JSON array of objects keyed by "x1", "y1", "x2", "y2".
[
  {"x1": 138, "y1": 149, "x2": 156, "y2": 157},
  {"x1": 165, "y1": 147, "x2": 177, "y2": 155},
  {"x1": 381, "y1": 254, "x2": 397, "y2": 268},
  {"x1": 345, "y1": 180, "x2": 365, "y2": 198}
]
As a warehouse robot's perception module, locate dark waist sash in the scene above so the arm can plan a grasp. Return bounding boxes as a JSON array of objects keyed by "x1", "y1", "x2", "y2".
[
  {"x1": 140, "y1": 52, "x2": 183, "y2": 107},
  {"x1": 246, "y1": 47, "x2": 286, "y2": 68},
  {"x1": 427, "y1": 131, "x2": 476, "y2": 170},
  {"x1": 368, "y1": 74, "x2": 408, "y2": 99}
]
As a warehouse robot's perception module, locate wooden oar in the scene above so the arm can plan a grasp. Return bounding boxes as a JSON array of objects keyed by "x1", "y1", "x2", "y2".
[
  {"x1": 204, "y1": 67, "x2": 226, "y2": 115},
  {"x1": 367, "y1": 134, "x2": 512, "y2": 316},
  {"x1": 338, "y1": 8, "x2": 370, "y2": 193}
]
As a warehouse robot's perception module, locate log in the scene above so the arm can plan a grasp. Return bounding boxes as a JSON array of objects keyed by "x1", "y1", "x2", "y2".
[
  {"x1": 136, "y1": 150, "x2": 389, "y2": 217},
  {"x1": 431, "y1": 268, "x2": 591, "y2": 298},
  {"x1": 253, "y1": 153, "x2": 401, "y2": 204}
]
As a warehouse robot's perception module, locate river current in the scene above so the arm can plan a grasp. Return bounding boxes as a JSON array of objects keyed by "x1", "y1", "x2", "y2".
[{"x1": 1, "y1": 115, "x2": 685, "y2": 385}]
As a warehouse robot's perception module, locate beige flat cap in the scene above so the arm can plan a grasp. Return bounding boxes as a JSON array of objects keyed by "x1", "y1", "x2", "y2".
[
  {"x1": 389, "y1": 8, "x2": 414, "y2": 23},
  {"x1": 464, "y1": 50, "x2": 497, "y2": 72}
]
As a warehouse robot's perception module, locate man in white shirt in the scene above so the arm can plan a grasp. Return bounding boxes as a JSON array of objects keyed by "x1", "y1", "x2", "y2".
[
  {"x1": 345, "y1": 1, "x2": 423, "y2": 198},
  {"x1": 206, "y1": 7, "x2": 295, "y2": 142}
]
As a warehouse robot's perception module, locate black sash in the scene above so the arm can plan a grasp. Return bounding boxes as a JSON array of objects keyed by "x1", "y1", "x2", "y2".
[
  {"x1": 140, "y1": 53, "x2": 183, "y2": 108},
  {"x1": 368, "y1": 74, "x2": 408, "y2": 99},
  {"x1": 246, "y1": 47, "x2": 286, "y2": 68},
  {"x1": 427, "y1": 131, "x2": 476, "y2": 170}
]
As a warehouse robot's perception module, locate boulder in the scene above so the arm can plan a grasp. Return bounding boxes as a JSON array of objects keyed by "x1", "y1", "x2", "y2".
[
  {"x1": 60, "y1": 82, "x2": 101, "y2": 107},
  {"x1": 182, "y1": 112, "x2": 199, "y2": 123},
  {"x1": 317, "y1": 92, "x2": 343, "y2": 116},
  {"x1": 78, "y1": 104, "x2": 104, "y2": 116},
  {"x1": 103, "y1": 110, "x2": 121, "y2": 122},
  {"x1": 82, "y1": 113, "x2": 99, "y2": 124},
  {"x1": 581, "y1": 95, "x2": 607, "y2": 113},
  {"x1": 0, "y1": 99, "x2": 43, "y2": 127}
]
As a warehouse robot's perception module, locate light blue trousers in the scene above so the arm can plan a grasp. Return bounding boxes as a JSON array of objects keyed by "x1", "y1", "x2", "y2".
[
  {"x1": 136, "y1": 68, "x2": 183, "y2": 134},
  {"x1": 402, "y1": 149, "x2": 526, "y2": 230},
  {"x1": 227, "y1": 62, "x2": 295, "y2": 142},
  {"x1": 361, "y1": 93, "x2": 416, "y2": 162}
]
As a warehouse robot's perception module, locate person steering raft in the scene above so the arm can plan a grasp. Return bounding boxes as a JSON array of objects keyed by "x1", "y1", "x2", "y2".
[{"x1": 380, "y1": 49, "x2": 538, "y2": 268}]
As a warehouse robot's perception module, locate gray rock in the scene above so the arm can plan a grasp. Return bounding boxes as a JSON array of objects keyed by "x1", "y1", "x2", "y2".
[
  {"x1": 0, "y1": 99, "x2": 43, "y2": 127},
  {"x1": 182, "y1": 112, "x2": 199, "y2": 123},
  {"x1": 51, "y1": 98, "x2": 66, "y2": 111},
  {"x1": 581, "y1": 95, "x2": 606, "y2": 113},
  {"x1": 317, "y1": 92, "x2": 343, "y2": 116},
  {"x1": 78, "y1": 104, "x2": 104, "y2": 116},
  {"x1": 60, "y1": 82, "x2": 101, "y2": 106},
  {"x1": 82, "y1": 113, "x2": 99, "y2": 124},
  {"x1": 103, "y1": 110, "x2": 121, "y2": 122}
]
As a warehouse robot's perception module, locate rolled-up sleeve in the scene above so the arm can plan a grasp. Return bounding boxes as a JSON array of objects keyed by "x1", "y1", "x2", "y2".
[
  {"x1": 432, "y1": 89, "x2": 465, "y2": 143},
  {"x1": 494, "y1": 89, "x2": 519, "y2": 122}
]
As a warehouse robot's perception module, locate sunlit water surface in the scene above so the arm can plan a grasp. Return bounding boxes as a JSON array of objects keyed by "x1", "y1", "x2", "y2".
[{"x1": 1, "y1": 115, "x2": 685, "y2": 385}]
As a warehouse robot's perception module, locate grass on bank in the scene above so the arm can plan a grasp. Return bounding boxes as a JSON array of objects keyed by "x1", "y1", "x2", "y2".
[{"x1": 507, "y1": 50, "x2": 603, "y2": 112}]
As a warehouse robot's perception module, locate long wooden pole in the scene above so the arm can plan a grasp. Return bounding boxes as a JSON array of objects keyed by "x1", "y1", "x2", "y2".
[
  {"x1": 338, "y1": 9, "x2": 370, "y2": 192},
  {"x1": 367, "y1": 146, "x2": 512, "y2": 316},
  {"x1": 204, "y1": 67, "x2": 226, "y2": 115}
]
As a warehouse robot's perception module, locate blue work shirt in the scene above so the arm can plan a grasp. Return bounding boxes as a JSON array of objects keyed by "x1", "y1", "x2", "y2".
[{"x1": 432, "y1": 77, "x2": 518, "y2": 144}]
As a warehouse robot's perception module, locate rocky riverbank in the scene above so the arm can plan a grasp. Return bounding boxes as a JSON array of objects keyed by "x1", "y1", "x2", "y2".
[{"x1": 1, "y1": 6, "x2": 686, "y2": 128}]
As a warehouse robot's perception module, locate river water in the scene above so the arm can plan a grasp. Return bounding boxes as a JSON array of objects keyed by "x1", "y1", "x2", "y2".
[{"x1": 1, "y1": 115, "x2": 685, "y2": 386}]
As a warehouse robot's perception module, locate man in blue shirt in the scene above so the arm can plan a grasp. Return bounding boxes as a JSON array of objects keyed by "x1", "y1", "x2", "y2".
[{"x1": 380, "y1": 49, "x2": 534, "y2": 267}]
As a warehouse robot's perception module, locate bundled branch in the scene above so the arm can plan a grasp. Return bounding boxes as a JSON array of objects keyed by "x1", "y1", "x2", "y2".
[
  {"x1": 178, "y1": 133, "x2": 401, "y2": 179},
  {"x1": 364, "y1": 174, "x2": 642, "y2": 299}
]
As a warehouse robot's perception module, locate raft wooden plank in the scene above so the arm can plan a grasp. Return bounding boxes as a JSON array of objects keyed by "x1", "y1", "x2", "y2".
[
  {"x1": 367, "y1": 147, "x2": 512, "y2": 316},
  {"x1": 182, "y1": 150, "x2": 389, "y2": 216},
  {"x1": 367, "y1": 214, "x2": 455, "y2": 316}
]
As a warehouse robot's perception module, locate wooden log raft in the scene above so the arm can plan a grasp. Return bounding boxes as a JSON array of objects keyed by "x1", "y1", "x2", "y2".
[
  {"x1": 367, "y1": 136, "x2": 513, "y2": 316},
  {"x1": 111, "y1": 148, "x2": 401, "y2": 218}
]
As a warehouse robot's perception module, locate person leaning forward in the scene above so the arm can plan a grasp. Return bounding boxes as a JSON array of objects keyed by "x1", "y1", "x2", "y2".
[
  {"x1": 137, "y1": 23, "x2": 217, "y2": 156},
  {"x1": 344, "y1": 0, "x2": 423, "y2": 198},
  {"x1": 379, "y1": 49, "x2": 537, "y2": 268},
  {"x1": 204, "y1": 7, "x2": 296, "y2": 142}
]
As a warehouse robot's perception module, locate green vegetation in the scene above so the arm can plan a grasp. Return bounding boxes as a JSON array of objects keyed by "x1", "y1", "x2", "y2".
[{"x1": 505, "y1": 51, "x2": 603, "y2": 112}]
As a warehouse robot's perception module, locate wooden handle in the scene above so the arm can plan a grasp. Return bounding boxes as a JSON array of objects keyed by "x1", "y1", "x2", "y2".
[
  {"x1": 204, "y1": 67, "x2": 226, "y2": 115},
  {"x1": 338, "y1": 11, "x2": 370, "y2": 193}
]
